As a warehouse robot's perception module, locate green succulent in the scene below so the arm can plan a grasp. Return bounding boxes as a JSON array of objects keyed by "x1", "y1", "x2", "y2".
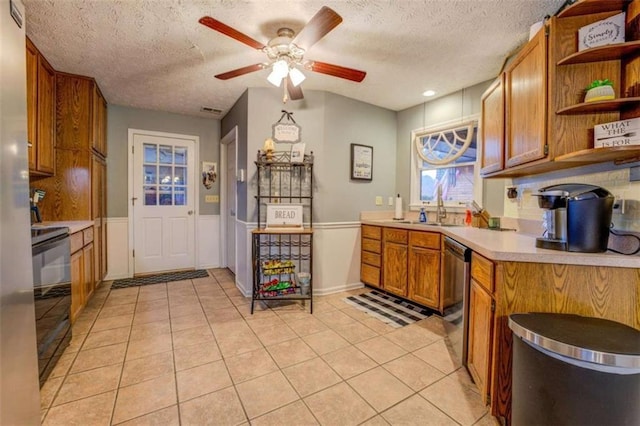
[{"x1": 586, "y1": 79, "x2": 614, "y2": 91}]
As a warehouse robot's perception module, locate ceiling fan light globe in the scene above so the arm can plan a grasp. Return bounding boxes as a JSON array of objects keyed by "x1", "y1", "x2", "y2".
[
  {"x1": 289, "y1": 67, "x2": 306, "y2": 87},
  {"x1": 272, "y1": 60, "x2": 289, "y2": 79},
  {"x1": 267, "y1": 70, "x2": 283, "y2": 87}
]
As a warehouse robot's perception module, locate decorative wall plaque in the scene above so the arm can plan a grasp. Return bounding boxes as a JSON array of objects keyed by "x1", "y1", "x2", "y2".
[
  {"x1": 272, "y1": 110, "x2": 301, "y2": 143},
  {"x1": 578, "y1": 12, "x2": 625, "y2": 51}
]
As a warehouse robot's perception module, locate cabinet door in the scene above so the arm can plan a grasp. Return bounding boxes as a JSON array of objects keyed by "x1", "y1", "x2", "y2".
[
  {"x1": 70, "y1": 250, "x2": 85, "y2": 323},
  {"x1": 91, "y1": 156, "x2": 107, "y2": 282},
  {"x1": 383, "y1": 242, "x2": 408, "y2": 297},
  {"x1": 36, "y1": 55, "x2": 56, "y2": 174},
  {"x1": 83, "y1": 243, "x2": 95, "y2": 301},
  {"x1": 408, "y1": 246, "x2": 440, "y2": 309},
  {"x1": 480, "y1": 76, "x2": 505, "y2": 175},
  {"x1": 467, "y1": 279, "x2": 494, "y2": 405},
  {"x1": 91, "y1": 85, "x2": 107, "y2": 156},
  {"x1": 505, "y1": 27, "x2": 548, "y2": 168},
  {"x1": 26, "y1": 38, "x2": 38, "y2": 171}
]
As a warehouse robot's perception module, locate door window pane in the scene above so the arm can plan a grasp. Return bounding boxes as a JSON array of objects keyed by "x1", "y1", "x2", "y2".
[
  {"x1": 174, "y1": 167, "x2": 186, "y2": 185},
  {"x1": 174, "y1": 186, "x2": 186, "y2": 206},
  {"x1": 159, "y1": 145, "x2": 173, "y2": 164},
  {"x1": 144, "y1": 186, "x2": 157, "y2": 205},
  {"x1": 143, "y1": 165, "x2": 157, "y2": 184},
  {"x1": 174, "y1": 147, "x2": 187, "y2": 165},
  {"x1": 144, "y1": 144, "x2": 157, "y2": 163},
  {"x1": 159, "y1": 166, "x2": 173, "y2": 184}
]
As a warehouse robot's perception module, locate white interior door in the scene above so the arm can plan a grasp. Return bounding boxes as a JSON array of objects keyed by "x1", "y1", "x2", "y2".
[
  {"x1": 225, "y1": 138, "x2": 237, "y2": 274},
  {"x1": 132, "y1": 132, "x2": 196, "y2": 274}
]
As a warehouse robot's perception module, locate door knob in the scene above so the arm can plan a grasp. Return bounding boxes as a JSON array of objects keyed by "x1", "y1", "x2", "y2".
[
  {"x1": 188, "y1": 210, "x2": 194, "y2": 215},
  {"x1": 230, "y1": 209, "x2": 236, "y2": 217}
]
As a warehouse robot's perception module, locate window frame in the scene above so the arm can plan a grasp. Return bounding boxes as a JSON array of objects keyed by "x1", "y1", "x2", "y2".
[{"x1": 409, "y1": 113, "x2": 483, "y2": 212}]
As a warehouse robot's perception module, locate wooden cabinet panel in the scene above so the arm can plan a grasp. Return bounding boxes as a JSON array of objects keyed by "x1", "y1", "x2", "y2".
[
  {"x1": 467, "y1": 278, "x2": 494, "y2": 405},
  {"x1": 26, "y1": 37, "x2": 55, "y2": 176},
  {"x1": 361, "y1": 251, "x2": 381, "y2": 267},
  {"x1": 26, "y1": 38, "x2": 37, "y2": 171},
  {"x1": 383, "y1": 242, "x2": 408, "y2": 297},
  {"x1": 480, "y1": 76, "x2": 505, "y2": 175},
  {"x1": 83, "y1": 243, "x2": 95, "y2": 301},
  {"x1": 70, "y1": 231, "x2": 83, "y2": 254},
  {"x1": 362, "y1": 225, "x2": 381, "y2": 240},
  {"x1": 362, "y1": 238, "x2": 381, "y2": 254},
  {"x1": 55, "y1": 74, "x2": 93, "y2": 151},
  {"x1": 505, "y1": 27, "x2": 548, "y2": 168},
  {"x1": 409, "y1": 231, "x2": 440, "y2": 250},
  {"x1": 70, "y1": 249, "x2": 84, "y2": 323},
  {"x1": 92, "y1": 85, "x2": 107, "y2": 156},
  {"x1": 471, "y1": 252, "x2": 494, "y2": 293},
  {"x1": 383, "y1": 228, "x2": 408, "y2": 244},
  {"x1": 361, "y1": 263, "x2": 381, "y2": 288},
  {"x1": 408, "y1": 245, "x2": 440, "y2": 309}
]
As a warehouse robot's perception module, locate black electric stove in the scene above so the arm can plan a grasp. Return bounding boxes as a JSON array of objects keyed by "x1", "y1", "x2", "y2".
[{"x1": 31, "y1": 226, "x2": 69, "y2": 246}]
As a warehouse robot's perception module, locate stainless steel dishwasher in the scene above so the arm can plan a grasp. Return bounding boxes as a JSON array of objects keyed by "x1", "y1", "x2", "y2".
[{"x1": 442, "y1": 236, "x2": 471, "y2": 366}]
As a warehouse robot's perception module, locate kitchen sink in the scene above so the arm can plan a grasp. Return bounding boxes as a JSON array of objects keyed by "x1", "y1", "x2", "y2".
[{"x1": 389, "y1": 220, "x2": 461, "y2": 227}]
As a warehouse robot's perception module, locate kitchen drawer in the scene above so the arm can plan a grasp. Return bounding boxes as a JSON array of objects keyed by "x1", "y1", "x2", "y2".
[
  {"x1": 362, "y1": 225, "x2": 381, "y2": 240},
  {"x1": 361, "y1": 251, "x2": 381, "y2": 267},
  {"x1": 471, "y1": 251, "x2": 494, "y2": 293},
  {"x1": 383, "y1": 228, "x2": 408, "y2": 244},
  {"x1": 362, "y1": 237, "x2": 382, "y2": 254},
  {"x1": 361, "y1": 263, "x2": 381, "y2": 287},
  {"x1": 409, "y1": 231, "x2": 440, "y2": 249},
  {"x1": 70, "y1": 231, "x2": 83, "y2": 254},
  {"x1": 83, "y1": 226, "x2": 94, "y2": 245}
]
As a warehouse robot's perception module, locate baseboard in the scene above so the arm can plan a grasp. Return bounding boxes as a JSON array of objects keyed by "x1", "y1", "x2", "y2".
[{"x1": 313, "y1": 281, "x2": 364, "y2": 296}]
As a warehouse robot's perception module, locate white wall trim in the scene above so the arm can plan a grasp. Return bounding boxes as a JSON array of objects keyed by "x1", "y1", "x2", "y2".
[
  {"x1": 197, "y1": 215, "x2": 221, "y2": 269},
  {"x1": 312, "y1": 221, "x2": 361, "y2": 230},
  {"x1": 105, "y1": 217, "x2": 130, "y2": 280}
]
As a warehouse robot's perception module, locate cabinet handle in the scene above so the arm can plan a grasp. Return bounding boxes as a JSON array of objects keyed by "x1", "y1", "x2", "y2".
[{"x1": 27, "y1": 142, "x2": 33, "y2": 147}]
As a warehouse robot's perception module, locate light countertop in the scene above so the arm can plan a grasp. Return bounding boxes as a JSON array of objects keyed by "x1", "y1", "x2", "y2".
[
  {"x1": 362, "y1": 220, "x2": 640, "y2": 269},
  {"x1": 33, "y1": 220, "x2": 94, "y2": 235}
]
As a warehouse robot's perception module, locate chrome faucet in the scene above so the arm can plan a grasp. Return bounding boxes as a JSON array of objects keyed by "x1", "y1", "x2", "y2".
[{"x1": 436, "y1": 184, "x2": 447, "y2": 224}]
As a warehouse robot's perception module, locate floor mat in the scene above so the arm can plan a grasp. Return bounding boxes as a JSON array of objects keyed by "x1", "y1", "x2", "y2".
[
  {"x1": 111, "y1": 269, "x2": 210, "y2": 289},
  {"x1": 343, "y1": 290, "x2": 437, "y2": 328}
]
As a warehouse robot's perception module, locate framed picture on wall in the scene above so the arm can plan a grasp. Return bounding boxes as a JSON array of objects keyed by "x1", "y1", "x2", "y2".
[{"x1": 350, "y1": 144, "x2": 373, "y2": 181}]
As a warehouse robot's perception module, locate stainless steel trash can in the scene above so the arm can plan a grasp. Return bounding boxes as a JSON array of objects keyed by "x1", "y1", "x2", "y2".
[{"x1": 509, "y1": 313, "x2": 640, "y2": 426}]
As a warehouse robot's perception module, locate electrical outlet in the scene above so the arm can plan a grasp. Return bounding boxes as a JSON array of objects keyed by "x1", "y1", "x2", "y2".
[
  {"x1": 388, "y1": 196, "x2": 394, "y2": 206},
  {"x1": 205, "y1": 195, "x2": 219, "y2": 203},
  {"x1": 375, "y1": 196, "x2": 383, "y2": 206}
]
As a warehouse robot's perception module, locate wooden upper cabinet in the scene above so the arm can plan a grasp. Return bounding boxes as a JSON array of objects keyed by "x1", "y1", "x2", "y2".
[
  {"x1": 480, "y1": 75, "x2": 505, "y2": 175},
  {"x1": 56, "y1": 74, "x2": 93, "y2": 151},
  {"x1": 26, "y1": 37, "x2": 55, "y2": 176},
  {"x1": 91, "y1": 84, "x2": 107, "y2": 157},
  {"x1": 505, "y1": 27, "x2": 548, "y2": 169}
]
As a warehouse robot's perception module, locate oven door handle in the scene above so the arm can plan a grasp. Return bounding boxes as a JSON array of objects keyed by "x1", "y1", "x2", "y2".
[{"x1": 32, "y1": 234, "x2": 69, "y2": 256}]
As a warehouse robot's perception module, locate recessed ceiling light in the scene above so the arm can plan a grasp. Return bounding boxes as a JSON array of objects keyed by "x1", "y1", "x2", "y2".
[{"x1": 423, "y1": 90, "x2": 436, "y2": 97}]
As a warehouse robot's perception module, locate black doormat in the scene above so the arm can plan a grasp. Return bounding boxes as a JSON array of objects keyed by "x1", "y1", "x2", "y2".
[
  {"x1": 111, "y1": 269, "x2": 210, "y2": 289},
  {"x1": 343, "y1": 290, "x2": 437, "y2": 327}
]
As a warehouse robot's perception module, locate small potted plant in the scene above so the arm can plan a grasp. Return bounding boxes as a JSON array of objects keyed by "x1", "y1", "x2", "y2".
[{"x1": 584, "y1": 79, "x2": 615, "y2": 102}]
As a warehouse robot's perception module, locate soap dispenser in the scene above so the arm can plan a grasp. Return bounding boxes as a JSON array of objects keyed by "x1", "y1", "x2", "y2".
[{"x1": 419, "y1": 206, "x2": 427, "y2": 223}]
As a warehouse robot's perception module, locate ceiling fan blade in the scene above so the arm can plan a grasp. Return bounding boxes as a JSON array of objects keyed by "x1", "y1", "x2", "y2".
[
  {"x1": 199, "y1": 16, "x2": 266, "y2": 50},
  {"x1": 308, "y1": 61, "x2": 366, "y2": 82},
  {"x1": 215, "y1": 63, "x2": 265, "y2": 80},
  {"x1": 287, "y1": 76, "x2": 304, "y2": 100},
  {"x1": 292, "y1": 6, "x2": 343, "y2": 50}
]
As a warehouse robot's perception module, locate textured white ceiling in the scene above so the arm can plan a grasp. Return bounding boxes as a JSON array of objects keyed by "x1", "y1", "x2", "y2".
[{"x1": 23, "y1": 0, "x2": 565, "y2": 118}]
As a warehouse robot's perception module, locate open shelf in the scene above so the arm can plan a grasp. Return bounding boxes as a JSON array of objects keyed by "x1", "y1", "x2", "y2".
[
  {"x1": 556, "y1": 97, "x2": 640, "y2": 114},
  {"x1": 557, "y1": 41, "x2": 640, "y2": 65},
  {"x1": 555, "y1": 145, "x2": 640, "y2": 163},
  {"x1": 557, "y1": 0, "x2": 629, "y2": 18}
]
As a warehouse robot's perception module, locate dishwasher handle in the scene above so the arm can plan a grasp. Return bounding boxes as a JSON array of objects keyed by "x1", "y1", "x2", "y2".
[{"x1": 444, "y1": 236, "x2": 471, "y2": 261}]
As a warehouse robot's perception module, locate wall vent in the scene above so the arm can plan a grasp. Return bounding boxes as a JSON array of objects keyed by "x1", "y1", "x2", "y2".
[{"x1": 200, "y1": 106, "x2": 223, "y2": 115}]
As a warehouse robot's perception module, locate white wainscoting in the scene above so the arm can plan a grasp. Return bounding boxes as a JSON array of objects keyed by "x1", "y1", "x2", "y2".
[
  {"x1": 105, "y1": 217, "x2": 130, "y2": 280},
  {"x1": 234, "y1": 221, "x2": 363, "y2": 297},
  {"x1": 197, "y1": 215, "x2": 221, "y2": 269},
  {"x1": 106, "y1": 215, "x2": 222, "y2": 280}
]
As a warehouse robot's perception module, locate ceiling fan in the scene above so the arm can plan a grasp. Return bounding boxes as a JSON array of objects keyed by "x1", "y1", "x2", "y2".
[{"x1": 199, "y1": 6, "x2": 367, "y2": 101}]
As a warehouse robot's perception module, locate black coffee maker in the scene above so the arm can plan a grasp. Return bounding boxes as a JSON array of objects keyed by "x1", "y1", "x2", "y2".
[{"x1": 534, "y1": 184, "x2": 614, "y2": 253}]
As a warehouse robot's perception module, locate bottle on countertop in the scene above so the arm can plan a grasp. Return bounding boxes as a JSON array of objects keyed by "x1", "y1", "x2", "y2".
[
  {"x1": 419, "y1": 206, "x2": 427, "y2": 223},
  {"x1": 465, "y1": 209, "x2": 473, "y2": 226}
]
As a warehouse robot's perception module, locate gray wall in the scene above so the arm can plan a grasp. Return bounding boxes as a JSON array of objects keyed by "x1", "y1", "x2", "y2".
[
  {"x1": 221, "y1": 90, "x2": 249, "y2": 221},
  {"x1": 107, "y1": 105, "x2": 221, "y2": 217},
  {"x1": 395, "y1": 80, "x2": 506, "y2": 214},
  {"x1": 230, "y1": 88, "x2": 396, "y2": 223}
]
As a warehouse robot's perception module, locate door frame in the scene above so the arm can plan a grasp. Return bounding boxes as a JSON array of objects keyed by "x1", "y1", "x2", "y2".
[
  {"x1": 127, "y1": 128, "x2": 200, "y2": 277},
  {"x1": 220, "y1": 126, "x2": 238, "y2": 274}
]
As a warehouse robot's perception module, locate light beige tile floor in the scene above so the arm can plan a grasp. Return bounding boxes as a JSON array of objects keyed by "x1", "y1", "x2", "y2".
[{"x1": 40, "y1": 268, "x2": 498, "y2": 425}]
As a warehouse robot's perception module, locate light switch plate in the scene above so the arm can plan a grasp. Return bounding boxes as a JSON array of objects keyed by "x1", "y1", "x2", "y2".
[
  {"x1": 375, "y1": 196, "x2": 383, "y2": 206},
  {"x1": 205, "y1": 195, "x2": 219, "y2": 203}
]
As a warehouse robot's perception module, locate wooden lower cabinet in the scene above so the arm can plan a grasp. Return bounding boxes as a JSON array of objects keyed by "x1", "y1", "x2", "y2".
[
  {"x1": 467, "y1": 278, "x2": 494, "y2": 405},
  {"x1": 361, "y1": 225, "x2": 382, "y2": 288},
  {"x1": 83, "y1": 243, "x2": 95, "y2": 301},
  {"x1": 408, "y1": 245, "x2": 440, "y2": 308},
  {"x1": 383, "y1": 243, "x2": 408, "y2": 297},
  {"x1": 70, "y1": 250, "x2": 84, "y2": 323},
  {"x1": 69, "y1": 227, "x2": 96, "y2": 323}
]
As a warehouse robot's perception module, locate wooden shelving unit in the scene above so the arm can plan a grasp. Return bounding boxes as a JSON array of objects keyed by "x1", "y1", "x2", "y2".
[
  {"x1": 556, "y1": 97, "x2": 640, "y2": 114},
  {"x1": 557, "y1": 0, "x2": 630, "y2": 18},
  {"x1": 557, "y1": 41, "x2": 640, "y2": 65}
]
